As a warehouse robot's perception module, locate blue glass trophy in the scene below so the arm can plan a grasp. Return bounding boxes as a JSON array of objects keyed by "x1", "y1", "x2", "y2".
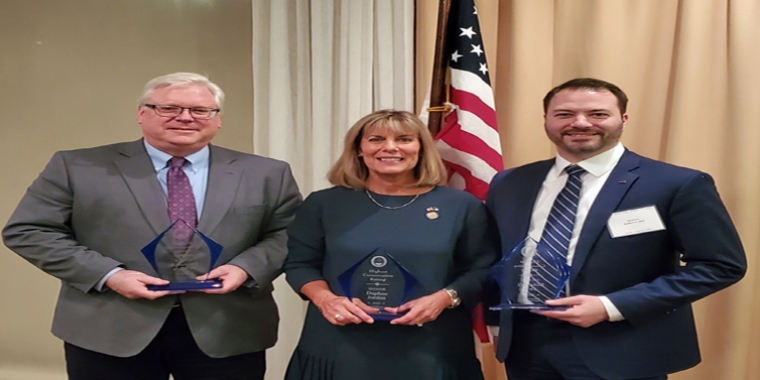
[
  {"x1": 141, "y1": 219, "x2": 223, "y2": 291},
  {"x1": 337, "y1": 249, "x2": 419, "y2": 321},
  {"x1": 489, "y1": 237, "x2": 570, "y2": 310}
]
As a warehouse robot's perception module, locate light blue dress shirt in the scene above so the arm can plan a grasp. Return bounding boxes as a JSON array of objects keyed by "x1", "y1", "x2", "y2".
[{"x1": 143, "y1": 141, "x2": 210, "y2": 219}]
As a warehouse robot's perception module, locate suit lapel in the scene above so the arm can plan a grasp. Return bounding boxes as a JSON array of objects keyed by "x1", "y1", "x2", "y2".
[
  {"x1": 115, "y1": 140, "x2": 171, "y2": 234},
  {"x1": 570, "y1": 150, "x2": 640, "y2": 282},
  {"x1": 197, "y1": 145, "x2": 241, "y2": 234}
]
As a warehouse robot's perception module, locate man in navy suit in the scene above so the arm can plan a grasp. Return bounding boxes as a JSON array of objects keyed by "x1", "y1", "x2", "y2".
[{"x1": 486, "y1": 78, "x2": 746, "y2": 379}]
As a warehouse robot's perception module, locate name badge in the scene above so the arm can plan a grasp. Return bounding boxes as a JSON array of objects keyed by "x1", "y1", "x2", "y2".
[{"x1": 607, "y1": 206, "x2": 666, "y2": 238}]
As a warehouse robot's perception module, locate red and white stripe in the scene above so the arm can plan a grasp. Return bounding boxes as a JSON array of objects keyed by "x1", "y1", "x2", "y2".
[{"x1": 434, "y1": 68, "x2": 503, "y2": 201}]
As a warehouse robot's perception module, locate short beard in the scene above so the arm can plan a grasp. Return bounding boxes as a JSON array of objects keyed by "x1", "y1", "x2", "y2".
[{"x1": 549, "y1": 122, "x2": 624, "y2": 157}]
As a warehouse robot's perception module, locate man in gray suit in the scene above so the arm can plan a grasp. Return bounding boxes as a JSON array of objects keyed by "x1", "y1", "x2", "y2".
[{"x1": 3, "y1": 72, "x2": 302, "y2": 380}]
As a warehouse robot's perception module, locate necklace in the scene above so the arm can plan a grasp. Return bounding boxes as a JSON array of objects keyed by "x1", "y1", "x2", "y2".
[{"x1": 365, "y1": 189, "x2": 420, "y2": 210}]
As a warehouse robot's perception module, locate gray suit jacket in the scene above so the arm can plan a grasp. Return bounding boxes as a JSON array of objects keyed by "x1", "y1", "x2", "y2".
[{"x1": 3, "y1": 140, "x2": 302, "y2": 358}]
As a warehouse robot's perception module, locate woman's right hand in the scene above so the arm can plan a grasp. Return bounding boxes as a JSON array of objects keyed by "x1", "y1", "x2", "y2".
[{"x1": 317, "y1": 294, "x2": 378, "y2": 325}]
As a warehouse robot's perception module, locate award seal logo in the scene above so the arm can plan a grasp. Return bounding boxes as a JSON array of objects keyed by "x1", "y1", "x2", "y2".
[{"x1": 370, "y1": 255, "x2": 388, "y2": 268}]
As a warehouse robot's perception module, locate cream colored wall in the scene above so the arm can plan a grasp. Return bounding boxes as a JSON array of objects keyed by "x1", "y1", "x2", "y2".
[{"x1": 0, "y1": 0, "x2": 254, "y2": 378}]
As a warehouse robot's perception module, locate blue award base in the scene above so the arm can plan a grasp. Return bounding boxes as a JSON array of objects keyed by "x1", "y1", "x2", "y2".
[
  {"x1": 146, "y1": 279, "x2": 223, "y2": 291},
  {"x1": 489, "y1": 302, "x2": 569, "y2": 311},
  {"x1": 370, "y1": 310, "x2": 409, "y2": 321}
]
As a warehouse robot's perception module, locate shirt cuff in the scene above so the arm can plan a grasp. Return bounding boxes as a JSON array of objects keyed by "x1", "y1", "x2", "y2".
[
  {"x1": 95, "y1": 267, "x2": 124, "y2": 292},
  {"x1": 599, "y1": 295, "x2": 625, "y2": 321}
]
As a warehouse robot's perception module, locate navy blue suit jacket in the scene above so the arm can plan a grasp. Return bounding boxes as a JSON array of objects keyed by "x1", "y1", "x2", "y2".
[{"x1": 485, "y1": 150, "x2": 746, "y2": 379}]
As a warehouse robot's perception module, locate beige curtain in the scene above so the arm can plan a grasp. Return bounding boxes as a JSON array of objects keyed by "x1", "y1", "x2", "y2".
[
  {"x1": 416, "y1": 1, "x2": 760, "y2": 379},
  {"x1": 253, "y1": 0, "x2": 415, "y2": 193}
]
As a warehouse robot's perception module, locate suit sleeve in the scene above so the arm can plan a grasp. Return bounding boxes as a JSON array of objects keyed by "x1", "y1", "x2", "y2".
[
  {"x1": 2, "y1": 152, "x2": 123, "y2": 292},
  {"x1": 445, "y1": 199, "x2": 501, "y2": 309},
  {"x1": 227, "y1": 162, "x2": 302, "y2": 288},
  {"x1": 282, "y1": 193, "x2": 327, "y2": 297},
  {"x1": 606, "y1": 172, "x2": 746, "y2": 325},
  {"x1": 483, "y1": 170, "x2": 509, "y2": 326}
]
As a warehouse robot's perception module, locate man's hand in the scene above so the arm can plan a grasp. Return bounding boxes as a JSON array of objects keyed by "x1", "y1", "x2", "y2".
[
  {"x1": 196, "y1": 264, "x2": 249, "y2": 294},
  {"x1": 105, "y1": 270, "x2": 172, "y2": 300},
  {"x1": 533, "y1": 295, "x2": 609, "y2": 327}
]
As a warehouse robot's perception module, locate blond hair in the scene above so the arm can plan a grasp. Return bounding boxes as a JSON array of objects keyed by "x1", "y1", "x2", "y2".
[{"x1": 328, "y1": 109, "x2": 447, "y2": 189}]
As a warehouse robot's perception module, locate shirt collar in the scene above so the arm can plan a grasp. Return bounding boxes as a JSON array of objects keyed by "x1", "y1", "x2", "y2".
[
  {"x1": 143, "y1": 140, "x2": 210, "y2": 172},
  {"x1": 550, "y1": 143, "x2": 625, "y2": 179}
]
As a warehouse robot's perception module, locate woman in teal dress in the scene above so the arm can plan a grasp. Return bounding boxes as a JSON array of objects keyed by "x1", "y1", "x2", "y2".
[{"x1": 283, "y1": 110, "x2": 499, "y2": 380}]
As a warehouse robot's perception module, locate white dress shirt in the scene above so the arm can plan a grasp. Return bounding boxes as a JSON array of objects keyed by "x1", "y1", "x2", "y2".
[{"x1": 522, "y1": 142, "x2": 626, "y2": 321}]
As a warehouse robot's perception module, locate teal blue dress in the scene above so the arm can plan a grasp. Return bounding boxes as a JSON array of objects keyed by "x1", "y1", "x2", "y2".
[{"x1": 283, "y1": 186, "x2": 499, "y2": 380}]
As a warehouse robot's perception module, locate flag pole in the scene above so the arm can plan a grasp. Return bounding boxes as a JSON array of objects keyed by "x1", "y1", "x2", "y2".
[{"x1": 426, "y1": 0, "x2": 453, "y2": 137}]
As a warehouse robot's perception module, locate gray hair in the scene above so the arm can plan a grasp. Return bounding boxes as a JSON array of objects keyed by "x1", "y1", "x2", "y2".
[{"x1": 138, "y1": 72, "x2": 225, "y2": 110}]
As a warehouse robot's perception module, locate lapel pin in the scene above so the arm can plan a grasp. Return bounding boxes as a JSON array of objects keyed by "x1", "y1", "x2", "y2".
[
  {"x1": 425, "y1": 207, "x2": 439, "y2": 220},
  {"x1": 618, "y1": 180, "x2": 627, "y2": 184}
]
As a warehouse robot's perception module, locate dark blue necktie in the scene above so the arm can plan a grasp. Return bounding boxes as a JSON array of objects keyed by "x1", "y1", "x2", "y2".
[{"x1": 529, "y1": 165, "x2": 585, "y2": 302}]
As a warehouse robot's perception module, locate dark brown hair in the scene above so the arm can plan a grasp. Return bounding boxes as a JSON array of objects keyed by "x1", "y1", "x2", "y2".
[{"x1": 543, "y1": 78, "x2": 628, "y2": 114}]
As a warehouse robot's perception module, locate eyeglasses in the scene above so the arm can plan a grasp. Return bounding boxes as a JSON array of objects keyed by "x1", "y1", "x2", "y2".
[{"x1": 144, "y1": 104, "x2": 220, "y2": 120}]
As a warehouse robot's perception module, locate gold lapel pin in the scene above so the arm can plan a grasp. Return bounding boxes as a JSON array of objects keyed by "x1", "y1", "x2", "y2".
[{"x1": 426, "y1": 207, "x2": 439, "y2": 220}]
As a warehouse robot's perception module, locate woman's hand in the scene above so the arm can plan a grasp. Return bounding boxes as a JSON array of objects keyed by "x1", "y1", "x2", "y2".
[
  {"x1": 317, "y1": 294, "x2": 378, "y2": 326},
  {"x1": 386, "y1": 289, "x2": 452, "y2": 326}
]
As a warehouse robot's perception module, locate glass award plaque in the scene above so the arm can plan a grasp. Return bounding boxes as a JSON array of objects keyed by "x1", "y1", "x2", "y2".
[
  {"x1": 489, "y1": 237, "x2": 570, "y2": 310},
  {"x1": 337, "y1": 249, "x2": 419, "y2": 321},
  {"x1": 141, "y1": 219, "x2": 223, "y2": 291}
]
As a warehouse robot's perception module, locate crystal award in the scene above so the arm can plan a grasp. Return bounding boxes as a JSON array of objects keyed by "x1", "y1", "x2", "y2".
[{"x1": 141, "y1": 220, "x2": 223, "y2": 291}]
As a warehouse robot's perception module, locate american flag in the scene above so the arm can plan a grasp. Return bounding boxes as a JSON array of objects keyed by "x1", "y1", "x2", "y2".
[
  {"x1": 431, "y1": 0, "x2": 503, "y2": 202},
  {"x1": 422, "y1": 0, "x2": 503, "y2": 343}
]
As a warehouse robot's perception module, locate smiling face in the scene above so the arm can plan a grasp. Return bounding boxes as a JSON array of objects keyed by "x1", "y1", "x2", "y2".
[
  {"x1": 358, "y1": 125, "x2": 421, "y2": 185},
  {"x1": 137, "y1": 84, "x2": 221, "y2": 157},
  {"x1": 544, "y1": 88, "x2": 628, "y2": 162}
]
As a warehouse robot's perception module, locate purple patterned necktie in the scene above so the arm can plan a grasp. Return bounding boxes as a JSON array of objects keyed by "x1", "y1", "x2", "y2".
[{"x1": 167, "y1": 157, "x2": 197, "y2": 242}]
